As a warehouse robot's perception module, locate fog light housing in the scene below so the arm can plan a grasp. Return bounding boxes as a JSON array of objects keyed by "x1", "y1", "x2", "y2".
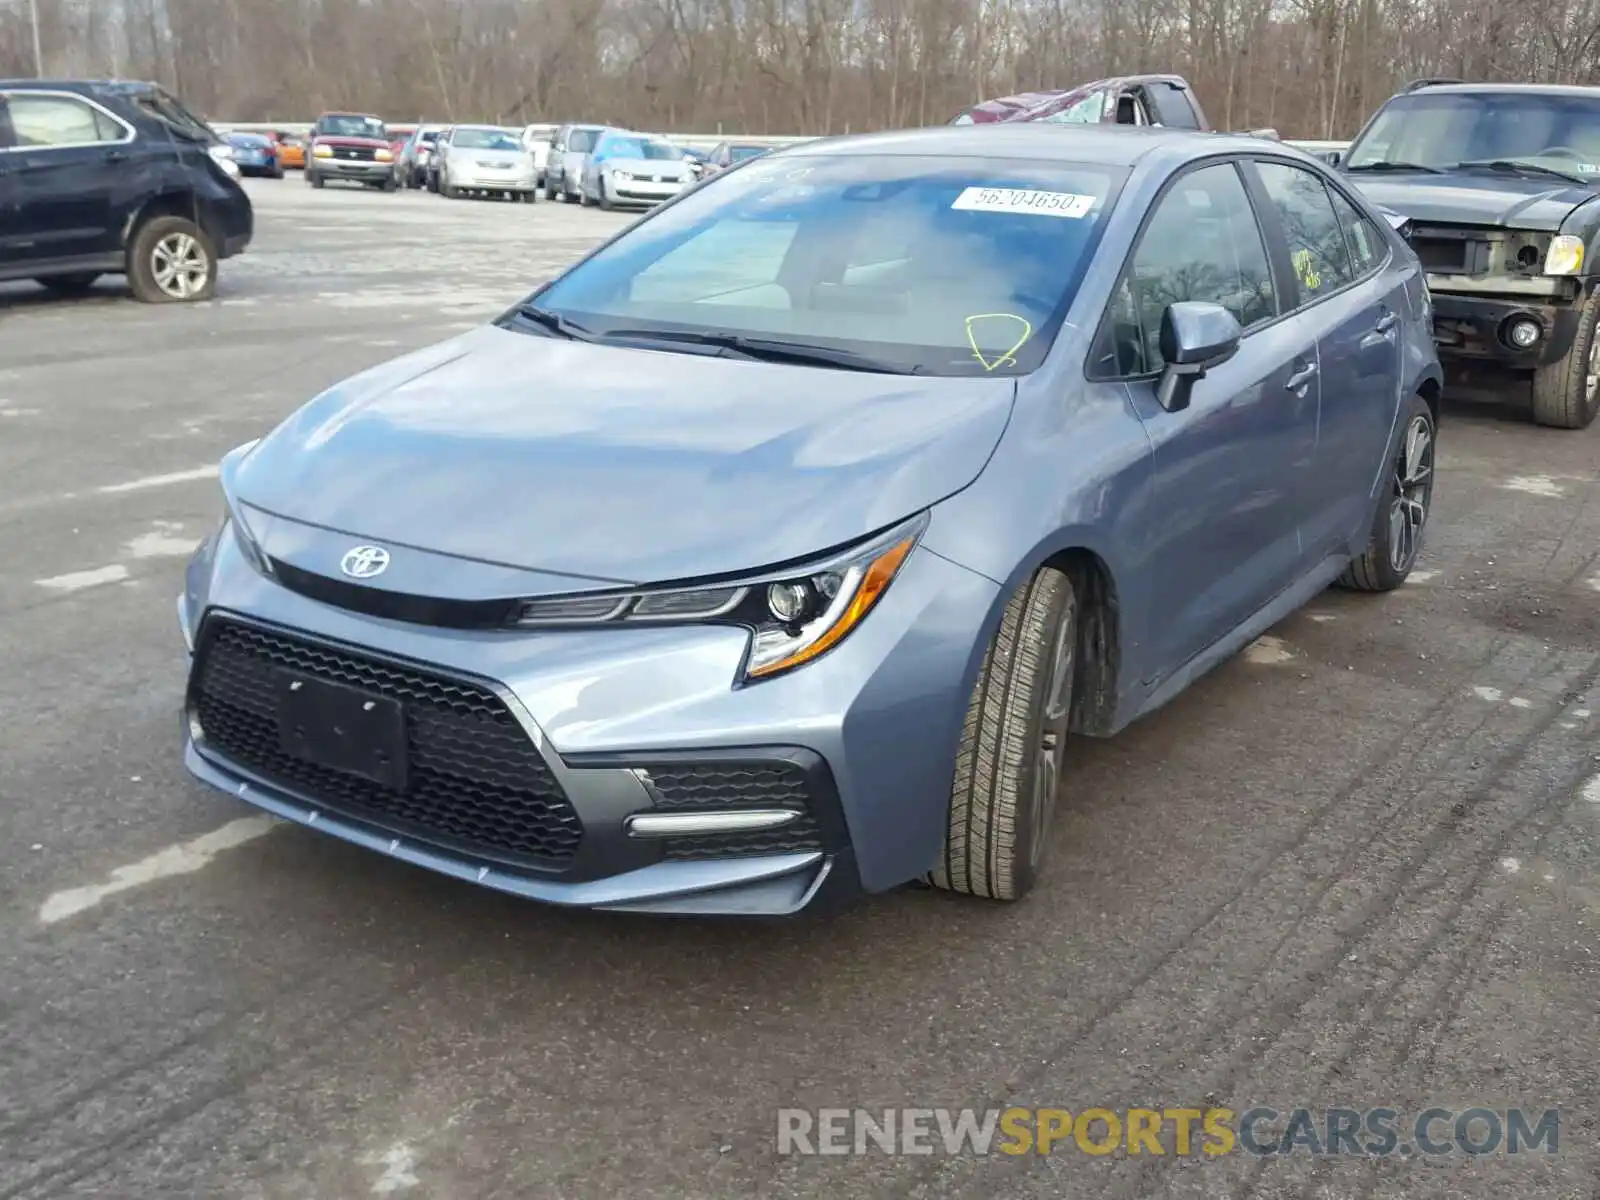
[{"x1": 1505, "y1": 318, "x2": 1542, "y2": 349}]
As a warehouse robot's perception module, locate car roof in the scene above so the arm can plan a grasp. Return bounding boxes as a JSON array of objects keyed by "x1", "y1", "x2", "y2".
[
  {"x1": 1398, "y1": 82, "x2": 1600, "y2": 99},
  {"x1": 773, "y1": 123, "x2": 1284, "y2": 167},
  {"x1": 452, "y1": 123, "x2": 516, "y2": 132}
]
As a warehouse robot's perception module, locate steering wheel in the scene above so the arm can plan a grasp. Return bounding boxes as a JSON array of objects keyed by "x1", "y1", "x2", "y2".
[{"x1": 1536, "y1": 146, "x2": 1591, "y2": 163}]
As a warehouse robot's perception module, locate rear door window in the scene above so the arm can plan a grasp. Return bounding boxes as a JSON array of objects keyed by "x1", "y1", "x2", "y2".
[{"x1": 1254, "y1": 161, "x2": 1356, "y2": 302}]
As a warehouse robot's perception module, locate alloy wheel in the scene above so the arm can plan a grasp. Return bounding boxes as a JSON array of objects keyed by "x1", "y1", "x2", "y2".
[
  {"x1": 1029, "y1": 591, "x2": 1077, "y2": 869},
  {"x1": 151, "y1": 233, "x2": 209, "y2": 300},
  {"x1": 1388, "y1": 414, "x2": 1433, "y2": 573}
]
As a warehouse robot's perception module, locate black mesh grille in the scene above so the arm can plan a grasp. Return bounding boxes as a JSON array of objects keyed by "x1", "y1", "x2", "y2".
[
  {"x1": 333, "y1": 145, "x2": 377, "y2": 161},
  {"x1": 639, "y1": 761, "x2": 826, "y2": 860},
  {"x1": 191, "y1": 619, "x2": 583, "y2": 868}
]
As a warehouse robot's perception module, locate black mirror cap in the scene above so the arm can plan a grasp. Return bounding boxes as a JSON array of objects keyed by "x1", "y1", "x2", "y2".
[{"x1": 1160, "y1": 301, "x2": 1242, "y2": 368}]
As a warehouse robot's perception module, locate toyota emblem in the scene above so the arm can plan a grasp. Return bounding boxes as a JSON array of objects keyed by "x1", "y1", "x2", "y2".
[{"x1": 340, "y1": 545, "x2": 391, "y2": 579}]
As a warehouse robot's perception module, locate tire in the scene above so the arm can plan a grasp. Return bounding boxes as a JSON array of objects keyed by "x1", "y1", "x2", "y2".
[
  {"x1": 126, "y1": 216, "x2": 216, "y2": 303},
  {"x1": 598, "y1": 179, "x2": 613, "y2": 211},
  {"x1": 1336, "y1": 392, "x2": 1436, "y2": 592},
  {"x1": 1530, "y1": 290, "x2": 1600, "y2": 429},
  {"x1": 545, "y1": 177, "x2": 559, "y2": 202},
  {"x1": 927, "y1": 566, "x2": 1078, "y2": 901},
  {"x1": 381, "y1": 174, "x2": 398, "y2": 192},
  {"x1": 36, "y1": 272, "x2": 101, "y2": 295},
  {"x1": 271, "y1": 160, "x2": 284, "y2": 179},
  {"x1": 308, "y1": 170, "x2": 324, "y2": 189},
  {"x1": 522, "y1": 189, "x2": 537, "y2": 204}
]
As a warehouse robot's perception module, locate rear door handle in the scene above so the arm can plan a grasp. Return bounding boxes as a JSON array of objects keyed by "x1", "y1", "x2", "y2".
[
  {"x1": 1374, "y1": 311, "x2": 1399, "y2": 334},
  {"x1": 1285, "y1": 361, "x2": 1318, "y2": 391}
]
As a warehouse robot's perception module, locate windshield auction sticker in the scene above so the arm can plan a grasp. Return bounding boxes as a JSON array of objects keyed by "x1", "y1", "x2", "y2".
[{"x1": 952, "y1": 187, "x2": 1095, "y2": 218}]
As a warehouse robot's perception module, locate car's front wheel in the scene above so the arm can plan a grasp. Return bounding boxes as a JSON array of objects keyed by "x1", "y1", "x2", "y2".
[
  {"x1": 1531, "y1": 291, "x2": 1600, "y2": 429},
  {"x1": 928, "y1": 565, "x2": 1078, "y2": 902},
  {"x1": 127, "y1": 216, "x2": 216, "y2": 303},
  {"x1": 598, "y1": 179, "x2": 613, "y2": 211},
  {"x1": 1336, "y1": 392, "x2": 1435, "y2": 591}
]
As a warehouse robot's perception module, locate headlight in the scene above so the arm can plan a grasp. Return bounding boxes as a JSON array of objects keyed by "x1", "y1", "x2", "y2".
[
  {"x1": 312, "y1": 143, "x2": 333, "y2": 159},
  {"x1": 611, "y1": 169, "x2": 632, "y2": 182},
  {"x1": 208, "y1": 144, "x2": 235, "y2": 163},
  {"x1": 376, "y1": 148, "x2": 394, "y2": 162},
  {"x1": 512, "y1": 513, "x2": 926, "y2": 682},
  {"x1": 1545, "y1": 235, "x2": 1585, "y2": 276}
]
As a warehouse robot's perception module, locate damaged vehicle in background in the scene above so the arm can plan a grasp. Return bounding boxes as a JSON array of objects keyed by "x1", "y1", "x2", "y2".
[
  {"x1": 992, "y1": 74, "x2": 1280, "y2": 140},
  {"x1": 1336, "y1": 79, "x2": 1600, "y2": 429}
]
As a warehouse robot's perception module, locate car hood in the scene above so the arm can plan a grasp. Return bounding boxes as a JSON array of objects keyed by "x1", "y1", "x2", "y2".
[
  {"x1": 604, "y1": 157, "x2": 688, "y2": 178},
  {"x1": 233, "y1": 326, "x2": 1017, "y2": 588},
  {"x1": 1347, "y1": 172, "x2": 1600, "y2": 231}
]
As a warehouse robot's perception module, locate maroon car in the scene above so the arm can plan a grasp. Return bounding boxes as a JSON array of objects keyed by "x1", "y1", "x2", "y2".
[
  {"x1": 306, "y1": 112, "x2": 399, "y2": 191},
  {"x1": 948, "y1": 91, "x2": 1065, "y2": 125}
]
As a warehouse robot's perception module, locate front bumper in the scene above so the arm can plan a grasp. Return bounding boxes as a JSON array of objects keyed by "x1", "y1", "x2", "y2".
[
  {"x1": 313, "y1": 158, "x2": 394, "y2": 182},
  {"x1": 1428, "y1": 287, "x2": 1586, "y2": 369},
  {"x1": 177, "y1": 522, "x2": 998, "y2": 915},
  {"x1": 608, "y1": 178, "x2": 688, "y2": 205}
]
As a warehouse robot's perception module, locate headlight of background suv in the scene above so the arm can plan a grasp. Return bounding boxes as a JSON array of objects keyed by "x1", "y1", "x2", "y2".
[
  {"x1": 1544, "y1": 235, "x2": 1584, "y2": 276},
  {"x1": 514, "y1": 512, "x2": 928, "y2": 683},
  {"x1": 312, "y1": 143, "x2": 333, "y2": 159}
]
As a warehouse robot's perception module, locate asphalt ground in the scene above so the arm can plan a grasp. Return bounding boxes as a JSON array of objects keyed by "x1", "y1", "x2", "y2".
[{"x1": 1, "y1": 177, "x2": 1597, "y2": 1200}]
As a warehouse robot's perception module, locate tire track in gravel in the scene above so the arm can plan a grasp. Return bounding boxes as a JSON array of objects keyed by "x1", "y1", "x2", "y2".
[
  {"x1": 1095, "y1": 644, "x2": 1598, "y2": 1200},
  {"x1": 882, "y1": 632, "x2": 1595, "y2": 1200},
  {"x1": 0, "y1": 953, "x2": 444, "y2": 1200}
]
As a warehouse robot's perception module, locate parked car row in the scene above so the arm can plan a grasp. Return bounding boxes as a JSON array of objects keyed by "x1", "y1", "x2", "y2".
[{"x1": 7, "y1": 74, "x2": 1598, "y2": 435}]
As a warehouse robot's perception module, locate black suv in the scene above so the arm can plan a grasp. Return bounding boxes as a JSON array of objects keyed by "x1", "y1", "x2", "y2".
[
  {"x1": 1337, "y1": 80, "x2": 1600, "y2": 429},
  {"x1": 0, "y1": 79, "x2": 252, "y2": 303}
]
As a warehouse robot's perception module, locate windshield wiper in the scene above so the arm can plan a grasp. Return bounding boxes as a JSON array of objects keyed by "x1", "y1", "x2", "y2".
[
  {"x1": 514, "y1": 304, "x2": 598, "y2": 341},
  {"x1": 596, "y1": 328, "x2": 919, "y2": 374},
  {"x1": 1455, "y1": 158, "x2": 1592, "y2": 185},
  {"x1": 1344, "y1": 160, "x2": 1445, "y2": 174}
]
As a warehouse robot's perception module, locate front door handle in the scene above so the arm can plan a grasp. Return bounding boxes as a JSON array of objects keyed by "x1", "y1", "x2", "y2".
[
  {"x1": 1285, "y1": 361, "x2": 1318, "y2": 391},
  {"x1": 1373, "y1": 311, "x2": 1399, "y2": 335},
  {"x1": 104, "y1": 149, "x2": 128, "y2": 164}
]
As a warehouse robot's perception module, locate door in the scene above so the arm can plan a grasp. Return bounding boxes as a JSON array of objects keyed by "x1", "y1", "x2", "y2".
[
  {"x1": 1097, "y1": 159, "x2": 1321, "y2": 672},
  {"x1": 1250, "y1": 160, "x2": 1405, "y2": 554},
  {"x1": 0, "y1": 90, "x2": 130, "y2": 266}
]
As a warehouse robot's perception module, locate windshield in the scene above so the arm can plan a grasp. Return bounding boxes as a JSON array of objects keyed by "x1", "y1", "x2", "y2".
[
  {"x1": 1030, "y1": 91, "x2": 1109, "y2": 125},
  {"x1": 453, "y1": 128, "x2": 521, "y2": 151},
  {"x1": 135, "y1": 88, "x2": 217, "y2": 143},
  {"x1": 598, "y1": 136, "x2": 682, "y2": 161},
  {"x1": 1347, "y1": 92, "x2": 1600, "y2": 177},
  {"x1": 521, "y1": 154, "x2": 1120, "y2": 376},
  {"x1": 320, "y1": 114, "x2": 387, "y2": 139},
  {"x1": 731, "y1": 145, "x2": 767, "y2": 161}
]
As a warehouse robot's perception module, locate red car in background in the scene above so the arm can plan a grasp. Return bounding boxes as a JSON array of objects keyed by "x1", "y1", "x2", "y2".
[
  {"x1": 306, "y1": 111, "x2": 399, "y2": 190},
  {"x1": 948, "y1": 91, "x2": 1065, "y2": 125}
]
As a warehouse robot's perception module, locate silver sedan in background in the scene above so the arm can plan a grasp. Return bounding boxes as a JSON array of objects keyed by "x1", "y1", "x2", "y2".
[
  {"x1": 580, "y1": 131, "x2": 695, "y2": 210},
  {"x1": 437, "y1": 125, "x2": 539, "y2": 202}
]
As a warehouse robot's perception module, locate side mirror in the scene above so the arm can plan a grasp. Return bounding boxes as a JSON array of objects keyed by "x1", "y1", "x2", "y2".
[
  {"x1": 1155, "y1": 301, "x2": 1241, "y2": 412},
  {"x1": 1323, "y1": 149, "x2": 1343, "y2": 167}
]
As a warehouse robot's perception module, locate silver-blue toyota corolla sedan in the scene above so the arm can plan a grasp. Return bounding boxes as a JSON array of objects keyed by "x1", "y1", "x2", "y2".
[{"x1": 180, "y1": 125, "x2": 1443, "y2": 916}]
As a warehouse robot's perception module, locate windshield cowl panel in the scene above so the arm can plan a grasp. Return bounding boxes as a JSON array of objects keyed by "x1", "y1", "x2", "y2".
[{"x1": 519, "y1": 154, "x2": 1123, "y2": 378}]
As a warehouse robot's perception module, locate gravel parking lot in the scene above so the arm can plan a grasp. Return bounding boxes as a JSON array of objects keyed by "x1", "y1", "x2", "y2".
[{"x1": 2, "y1": 179, "x2": 1597, "y2": 1199}]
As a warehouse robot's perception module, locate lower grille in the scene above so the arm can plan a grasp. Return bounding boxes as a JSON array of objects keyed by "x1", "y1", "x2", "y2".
[
  {"x1": 637, "y1": 760, "x2": 827, "y2": 859},
  {"x1": 191, "y1": 619, "x2": 583, "y2": 868}
]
